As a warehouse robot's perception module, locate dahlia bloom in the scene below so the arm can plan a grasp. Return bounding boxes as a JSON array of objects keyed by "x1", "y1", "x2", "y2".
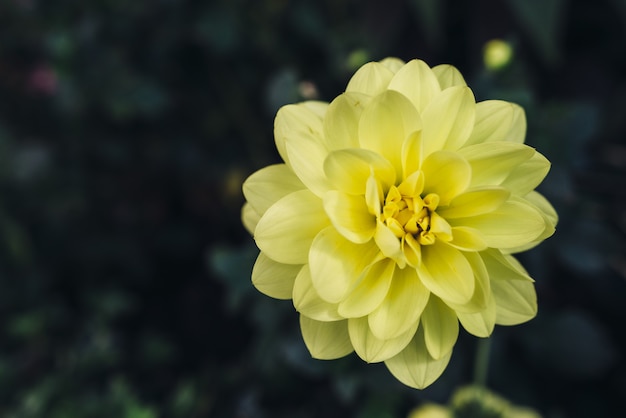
[{"x1": 242, "y1": 58, "x2": 557, "y2": 389}]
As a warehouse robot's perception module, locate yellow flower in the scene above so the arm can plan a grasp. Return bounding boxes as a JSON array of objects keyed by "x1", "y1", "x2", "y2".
[{"x1": 242, "y1": 58, "x2": 557, "y2": 389}]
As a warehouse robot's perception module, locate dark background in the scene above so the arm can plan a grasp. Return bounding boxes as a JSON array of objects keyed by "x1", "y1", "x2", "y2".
[{"x1": 1, "y1": 0, "x2": 625, "y2": 417}]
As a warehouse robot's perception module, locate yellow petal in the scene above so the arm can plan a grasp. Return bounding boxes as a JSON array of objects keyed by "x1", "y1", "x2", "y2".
[
  {"x1": 421, "y1": 151, "x2": 471, "y2": 206},
  {"x1": 241, "y1": 203, "x2": 261, "y2": 235},
  {"x1": 348, "y1": 316, "x2": 418, "y2": 363},
  {"x1": 359, "y1": 90, "x2": 422, "y2": 177},
  {"x1": 465, "y1": 100, "x2": 527, "y2": 146},
  {"x1": 401, "y1": 131, "x2": 424, "y2": 179},
  {"x1": 368, "y1": 267, "x2": 430, "y2": 340},
  {"x1": 338, "y1": 259, "x2": 395, "y2": 318},
  {"x1": 292, "y1": 265, "x2": 342, "y2": 321},
  {"x1": 346, "y1": 61, "x2": 395, "y2": 96},
  {"x1": 499, "y1": 151, "x2": 550, "y2": 196},
  {"x1": 255, "y1": 190, "x2": 330, "y2": 264},
  {"x1": 374, "y1": 219, "x2": 404, "y2": 264},
  {"x1": 300, "y1": 316, "x2": 353, "y2": 360},
  {"x1": 324, "y1": 148, "x2": 396, "y2": 195},
  {"x1": 323, "y1": 92, "x2": 371, "y2": 151},
  {"x1": 379, "y1": 57, "x2": 406, "y2": 73},
  {"x1": 421, "y1": 296, "x2": 459, "y2": 359},
  {"x1": 502, "y1": 193, "x2": 557, "y2": 253},
  {"x1": 251, "y1": 252, "x2": 301, "y2": 300},
  {"x1": 285, "y1": 134, "x2": 331, "y2": 197},
  {"x1": 457, "y1": 296, "x2": 496, "y2": 338},
  {"x1": 421, "y1": 86, "x2": 476, "y2": 154},
  {"x1": 431, "y1": 64, "x2": 467, "y2": 89},
  {"x1": 458, "y1": 142, "x2": 535, "y2": 188},
  {"x1": 450, "y1": 199, "x2": 545, "y2": 250},
  {"x1": 309, "y1": 226, "x2": 381, "y2": 303},
  {"x1": 446, "y1": 226, "x2": 487, "y2": 251},
  {"x1": 242, "y1": 164, "x2": 305, "y2": 215},
  {"x1": 438, "y1": 187, "x2": 510, "y2": 219},
  {"x1": 384, "y1": 326, "x2": 452, "y2": 389},
  {"x1": 388, "y1": 59, "x2": 442, "y2": 112},
  {"x1": 446, "y1": 251, "x2": 490, "y2": 314},
  {"x1": 274, "y1": 102, "x2": 326, "y2": 167},
  {"x1": 323, "y1": 191, "x2": 376, "y2": 243},
  {"x1": 419, "y1": 241, "x2": 475, "y2": 305}
]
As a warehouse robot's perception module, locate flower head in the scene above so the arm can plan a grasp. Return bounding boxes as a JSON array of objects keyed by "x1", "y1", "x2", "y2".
[{"x1": 242, "y1": 58, "x2": 557, "y2": 389}]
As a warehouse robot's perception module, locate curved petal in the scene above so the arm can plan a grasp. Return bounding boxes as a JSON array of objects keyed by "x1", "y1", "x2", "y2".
[
  {"x1": 348, "y1": 316, "x2": 418, "y2": 363},
  {"x1": 293, "y1": 265, "x2": 342, "y2": 321},
  {"x1": 421, "y1": 86, "x2": 476, "y2": 155},
  {"x1": 324, "y1": 191, "x2": 376, "y2": 243},
  {"x1": 324, "y1": 148, "x2": 396, "y2": 195},
  {"x1": 368, "y1": 267, "x2": 430, "y2": 340},
  {"x1": 323, "y1": 92, "x2": 371, "y2": 151},
  {"x1": 465, "y1": 101, "x2": 527, "y2": 146},
  {"x1": 432, "y1": 64, "x2": 467, "y2": 89},
  {"x1": 274, "y1": 103, "x2": 326, "y2": 167},
  {"x1": 499, "y1": 151, "x2": 551, "y2": 196},
  {"x1": 379, "y1": 57, "x2": 406, "y2": 73},
  {"x1": 346, "y1": 61, "x2": 395, "y2": 96},
  {"x1": 419, "y1": 241, "x2": 475, "y2": 305},
  {"x1": 457, "y1": 142, "x2": 535, "y2": 188},
  {"x1": 384, "y1": 326, "x2": 452, "y2": 389},
  {"x1": 337, "y1": 259, "x2": 395, "y2": 318},
  {"x1": 502, "y1": 193, "x2": 557, "y2": 253},
  {"x1": 401, "y1": 131, "x2": 424, "y2": 179},
  {"x1": 446, "y1": 226, "x2": 487, "y2": 251},
  {"x1": 438, "y1": 187, "x2": 510, "y2": 219},
  {"x1": 359, "y1": 90, "x2": 422, "y2": 177},
  {"x1": 300, "y1": 316, "x2": 354, "y2": 360},
  {"x1": 374, "y1": 219, "x2": 404, "y2": 265},
  {"x1": 251, "y1": 252, "x2": 301, "y2": 300},
  {"x1": 255, "y1": 190, "x2": 330, "y2": 264},
  {"x1": 242, "y1": 164, "x2": 305, "y2": 215},
  {"x1": 447, "y1": 250, "x2": 491, "y2": 313},
  {"x1": 285, "y1": 135, "x2": 332, "y2": 197},
  {"x1": 309, "y1": 226, "x2": 381, "y2": 303},
  {"x1": 421, "y1": 151, "x2": 471, "y2": 206},
  {"x1": 388, "y1": 59, "x2": 442, "y2": 113},
  {"x1": 457, "y1": 296, "x2": 496, "y2": 338},
  {"x1": 241, "y1": 203, "x2": 261, "y2": 235},
  {"x1": 421, "y1": 296, "x2": 459, "y2": 359}
]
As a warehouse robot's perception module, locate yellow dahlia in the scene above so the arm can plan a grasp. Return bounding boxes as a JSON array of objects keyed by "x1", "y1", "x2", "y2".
[{"x1": 242, "y1": 58, "x2": 557, "y2": 389}]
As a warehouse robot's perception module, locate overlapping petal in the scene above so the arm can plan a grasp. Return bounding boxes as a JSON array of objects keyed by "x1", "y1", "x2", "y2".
[
  {"x1": 421, "y1": 296, "x2": 459, "y2": 359},
  {"x1": 300, "y1": 316, "x2": 353, "y2": 360},
  {"x1": 465, "y1": 100, "x2": 527, "y2": 146},
  {"x1": 421, "y1": 151, "x2": 471, "y2": 206},
  {"x1": 242, "y1": 164, "x2": 305, "y2": 215},
  {"x1": 388, "y1": 59, "x2": 441, "y2": 113},
  {"x1": 251, "y1": 252, "x2": 301, "y2": 300},
  {"x1": 337, "y1": 259, "x2": 395, "y2": 318},
  {"x1": 419, "y1": 241, "x2": 475, "y2": 305},
  {"x1": 346, "y1": 61, "x2": 395, "y2": 96},
  {"x1": 348, "y1": 316, "x2": 418, "y2": 363},
  {"x1": 324, "y1": 148, "x2": 395, "y2": 195},
  {"x1": 323, "y1": 92, "x2": 370, "y2": 150},
  {"x1": 292, "y1": 265, "x2": 342, "y2": 321}
]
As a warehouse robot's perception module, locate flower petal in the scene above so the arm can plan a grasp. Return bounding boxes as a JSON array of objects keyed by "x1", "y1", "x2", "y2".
[
  {"x1": 323, "y1": 191, "x2": 376, "y2": 243},
  {"x1": 421, "y1": 151, "x2": 471, "y2": 206},
  {"x1": 421, "y1": 86, "x2": 476, "y2": 155},
  {"x1": 454, "y1": 252, "x2": 496, "y2": 336},
  {"x1": 457, "y1": 142, "x2": 535, "y2": 188},
  {"x1": 401, "y1": 131, "x2": 424, "y2": 179},
  {"x1": 438, "y1": 187, "x2": 510, "y2": 219},
  {"x1": 241, "y1": 203, "x2": 261, "y2": 235},
  {"x1": 379, "y1": 57, "x2": 406, "y2": 73},
  {"x1": 274, "y1": 103, "x2": 326, "y2": 167},
  {"x1": 465, "y1": 100, "x2": 527, "y2": 146},
  {"x1": 359, "y1": 90, "x2": 422, "y2": 177},
  {"x1": 499, "y1": 151, "x2": 551, "y2": 196},
  {"x1": 346, "y1": 61, "x2": 395, "y2": 96},
  {"x1": 285, "y1": 134, "x2": 332, "y2": 197},
  {"x1": 446, "y1": 226, "x2": 487, "y2": 251},
  {"x1": 251, "y1": 252, "x2": 301, "y2": 300},
  {"x1": 324, "y1": 148, "x2": 396, "y2": 195},
  {"x1": 432, "y1": 64, "x2": 467, "y2": 89},
  {"x1": 374, "y1": 219, "x2": 404, "y2": 265},
  {"x1": 293, "y1": 265, "x2": 342, "y2": 321},
  {"x1": 348, "y1": 316, "x2": 418, "y2": 363},
  {"x1": 457, "y1": 297, "x2": 496, "y2": 338},
  {"x1": 421, "y1": 296, "x2": 459, "y2": 359},
  {"x1": 384, "y1": 326, "x2": 452, "y2": 389},
  {"x1": 450, "y1": 199, "x2": 546, "y2": 250},
  {"x1": 323, "y1": 92, "x2": 371, "y2": 150},
  {"x1": 419, "y1": 241, "x2": 475, "y2": 305},
  {"x1": 388, "y1": 59, "x2": 442, "y2": 113},
  {"x1": 255, "y1": 190, "x2": 330, "y2": 264},
  {"x1": 300, "y1": 316, "x2": 354, "y2": 360},
  {"x1": 309, "y1": 226, "x2": 381, "y2": 303},
  {"x1": 368, "y1": 267, "x2": 430, "y2": 340},
  {"x1": 338, "y1": 259, "x2": 395, "y2": 318},
  {"x1": 242, "y1": 164, "x2": 305, "y2": 215}
]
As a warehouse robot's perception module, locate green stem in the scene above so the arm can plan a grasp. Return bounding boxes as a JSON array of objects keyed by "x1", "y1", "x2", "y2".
[{"x1": 473, "y1": 337, "x2": 492, "y2": 387}]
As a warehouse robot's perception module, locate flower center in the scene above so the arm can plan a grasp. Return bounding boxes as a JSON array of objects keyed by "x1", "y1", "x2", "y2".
[{"x1": 380, "y1": 185, "x2": 439, "y2": 246}]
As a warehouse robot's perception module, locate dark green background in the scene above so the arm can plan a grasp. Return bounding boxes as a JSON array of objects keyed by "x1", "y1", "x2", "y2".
[{"x1": 1, "y1": 0, "x2": 625, "y2": 417}]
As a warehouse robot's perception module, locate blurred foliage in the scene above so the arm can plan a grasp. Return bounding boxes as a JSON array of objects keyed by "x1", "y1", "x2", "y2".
[{"x1": 0, "y1": 0, "x2": 626, "y2": 417}]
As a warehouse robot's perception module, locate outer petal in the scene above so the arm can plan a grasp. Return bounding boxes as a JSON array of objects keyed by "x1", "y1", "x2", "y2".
[
  {"x1": 255, "y1": 190, "x2": 330, "y2": 264},
  {"x1": 241, "y1": 203, "x2": 261, "y2": 235},
  {"x1": 346, "y1": 61, "x2": 395, "y2": 96},
  {"x1": 455, "y1": 252, "x2": 496, "y2": 336},
  {"x1": 457, "y1": 296, "x2": 496, "y2": 338},
  {"x1": 324, "y1": 191, "x2": 376, "y2": 243},
  {"x1": 465, "y1": 101, "x2": 527, "y2": 146},
  {"x1": 359, "y1": 90, "x2": 422, "y2": 177},
  {"x1": 419, "y1": 241, "x2": 475, "y2": 305},
  {"x1": 379, "y1": 57, "x2": 405, "y2": 73},
  {"x1": 242, "y1": 164, "x2": 305, "y2": 215},
  {"x1": 446, "y1": 226, "x2": 487, "y2": 252},
  {"x1": 300, "y1": 316, "x2": 354, "y2": 360},
  {"x1": 384, "y1": 326, "x2": 452, "y2": 389},
  {"x1": 499, "y1": 152, "x2": 551, "y2": 196},
  {"x1": 388, "y1": 59, "x2": 442, "y2": 113},
  {"x1": 337, "y1": 259, "x2": 395, "y2": 318},
  {"x1": 274, "y1": 103, "x2": 326, "y2": 167},
  {"x1": 323, "y1": 92, "x2": 370, "y2": 151},
  {"x1": 421, "y1": 151, "x2": 471, "y2": 206},
  {"x1": 421, "y1": 86, "x2": 476, "y2": 154},
  {"x1": 285, "y1": 134, "x2": 331, "y2": 197},
  {"x1": 293, "y1": 265, "x2": 342, "y2": 321},
  {"x1": 438, "y1": 187, "x2": 510, "y2": 219},
  {"x1": 431, "y1": 64, "x2": 467, "y2": 89},
  {"x1": 324, "y1": 148, "x2": 396, "y2": 195},
  {"x1": 368, "y1": 266, "x2": 430, "y2": 340},
  {"x1": 309, "y1": 226, "x2": 381, "y2": 303},
  {"x1": 457, "y1": 142, "x2": 535, "y2": 188},
  {"x1": 421, "y1": 296, "x2": 459, "y2": 359},
  {"x1": 348, "y1": 316, "x2": 418, "y2": 363},
  {"x1": 503, "y1": 193, "x2": 557, "y2": 253},
  {"x1": 251, "y1": 252, "x2": 301, "y2": 300}
]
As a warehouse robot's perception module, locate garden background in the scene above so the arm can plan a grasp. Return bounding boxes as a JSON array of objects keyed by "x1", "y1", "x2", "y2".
[{"x1": 1, "y1": 0, "x2": 625, "y2": 417}]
